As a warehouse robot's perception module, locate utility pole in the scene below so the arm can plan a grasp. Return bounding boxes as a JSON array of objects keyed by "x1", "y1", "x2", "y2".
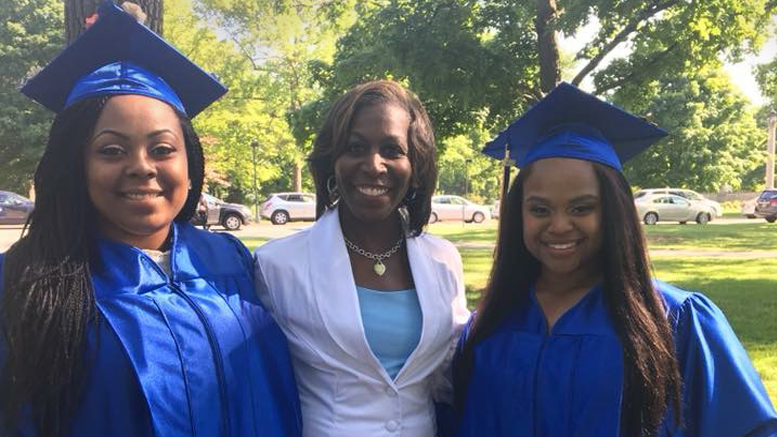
[
  {"x1": 767, "y1": 111, "x2": 776, "y2": 189},
  {"x1": 251, "y1": 141, "x2": 260, "y2": 223}
]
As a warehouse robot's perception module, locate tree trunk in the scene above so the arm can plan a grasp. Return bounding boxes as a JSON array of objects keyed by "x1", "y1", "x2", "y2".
[
  {"x1": 536, "y1": 0, "x2": 560, "y2": 93},
  {"x1": 293, "y1": 161, "x2": 303, "y2": 193},
  {"x1": 65, "y1": 0, "x2": 163, "y2": 43}
]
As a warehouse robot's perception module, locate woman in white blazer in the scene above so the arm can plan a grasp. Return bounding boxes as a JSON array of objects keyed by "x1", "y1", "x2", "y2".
[{"x1": 254, "y1": 80, "x2": 470, "y2": 437}]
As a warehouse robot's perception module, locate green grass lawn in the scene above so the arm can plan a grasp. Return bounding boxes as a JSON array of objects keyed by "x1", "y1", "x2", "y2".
[{"x1": 244, "y1": 220, "x2": 777, "y2": 403}]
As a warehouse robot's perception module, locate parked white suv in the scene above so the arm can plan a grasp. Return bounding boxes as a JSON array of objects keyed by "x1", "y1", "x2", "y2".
[
  {"x1": 260, "y1": 192, "x2": 316, "y2": 225},
  {"x1": 633, "y1": 189, "x2": 722, "y2": 219}
]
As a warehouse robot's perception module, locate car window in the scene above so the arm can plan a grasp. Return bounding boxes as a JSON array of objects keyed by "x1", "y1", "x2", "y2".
[
  {"x1": 302, "y1": 195, "x2": 315, "y2": 203},
  {"x1": 634, "y1": 191, "x2": 647, "y2": 199},
  {"x1": 0, "y1": 194, "x2": 7, "y2": 204},
  {"x1": 434, "y1": 197, "x2": 448, "y2": 204},
  {"x1": 673, "y1": 197, "x2": 690, "y2": 206},
  {"x1": 759, "y1": 190, "x2": 777, "y2": 200},
  {"x1": 276, "y1": 194, "x2": 289, "y2": 201},
  {"x1": 287, "y1": 195, "x2": 302, "y2": 202},
  {"x1": 449, "y1": 197, "x2": 465, "y2": 205}
]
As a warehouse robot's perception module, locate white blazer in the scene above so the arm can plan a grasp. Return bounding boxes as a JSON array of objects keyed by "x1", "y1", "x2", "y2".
[{"x1": 254, "y1": 208, "x2": 470, "y2": 437}]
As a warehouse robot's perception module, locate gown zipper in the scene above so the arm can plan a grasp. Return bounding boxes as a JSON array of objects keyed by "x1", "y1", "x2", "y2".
[
  {"x1": 168, "y1": 281, "x2": 232, "y2": 437},
  {"x1": 139, "y1": 249, "x2": 232, "y2": 436}
]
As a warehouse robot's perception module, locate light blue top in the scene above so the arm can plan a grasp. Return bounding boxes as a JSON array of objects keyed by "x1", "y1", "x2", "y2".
[{"x1": 356, "y1": 286, "x2": 422, "y2": 380}]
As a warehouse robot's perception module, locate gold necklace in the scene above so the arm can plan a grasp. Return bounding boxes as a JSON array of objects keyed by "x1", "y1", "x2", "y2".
[{"x1": 343, "y1": 235, "x2": 404, "y2": 276}]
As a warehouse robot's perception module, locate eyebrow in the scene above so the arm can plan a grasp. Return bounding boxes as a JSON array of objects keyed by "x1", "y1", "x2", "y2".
[
  {"x1": 525, "y1": 194, "x2": 600, "y2": 203},
  {"x1": 347, "y1": 131, "x2": 406, "y2": 144},
  {"x1": 91, "y1": 128, "x2": 180, "y2": 142}
]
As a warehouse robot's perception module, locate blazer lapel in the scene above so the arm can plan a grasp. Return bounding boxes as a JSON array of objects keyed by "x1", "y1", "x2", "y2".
[
  {"x1": 394, "y1": 234, "x2": 444, "y2": 383},
  {"x1": 307, "y1": 208, "x2": 392, "y2": 383}
]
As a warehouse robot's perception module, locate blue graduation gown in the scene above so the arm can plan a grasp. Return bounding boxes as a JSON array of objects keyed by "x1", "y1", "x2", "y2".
[
  {"x1": 455, "y1": 281, "x2": 777, "y2": 437},
  {"x1": 0, "y1": 223, "x2": 302, "y2": 437}
]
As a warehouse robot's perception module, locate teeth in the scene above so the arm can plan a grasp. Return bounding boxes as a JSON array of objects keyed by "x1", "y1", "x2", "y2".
[
  {"x1": 548, "y1": 242, "x2": 576, "y2": 250},
  {"x1": 123, "y1": 193, "x2": 160, "y2": 200},
  {"x1": 357, "y1": 186, "x2": 388, "y2": 196}
]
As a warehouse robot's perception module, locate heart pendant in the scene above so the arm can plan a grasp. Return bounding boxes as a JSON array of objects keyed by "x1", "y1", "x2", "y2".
[{"x1": 373, "y1": 261, "x2": 386, "y2": 276}]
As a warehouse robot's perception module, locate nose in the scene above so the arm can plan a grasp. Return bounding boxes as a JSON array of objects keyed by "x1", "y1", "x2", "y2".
[
  {"x1": 126, "y1": 148, "x2": 156, "y2": 179},
  {"x1": 548, "y1": 211, "x2": 574, "y2": 233},
  {"x1": 362, "y1": 150, "x2": 387, "y2": 176}
]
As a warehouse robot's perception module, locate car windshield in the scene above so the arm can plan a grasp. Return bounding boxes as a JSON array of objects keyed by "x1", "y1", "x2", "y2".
[{"x1": 760, "y1": 190, "x2": 777, "y2": 200}]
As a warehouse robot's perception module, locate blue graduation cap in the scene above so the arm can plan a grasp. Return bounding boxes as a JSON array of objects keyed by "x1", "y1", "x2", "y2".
[
  {"x1": 482, "y1": 82, "x2": 667, "y2": 171},
  {"x1": 21, "y1": 1, "x2": 225, "y2": 117}
]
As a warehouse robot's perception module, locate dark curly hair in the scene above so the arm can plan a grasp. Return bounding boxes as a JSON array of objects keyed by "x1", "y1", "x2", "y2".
[
  {"x1": 308, "y1": 80, "x2": 437, "y2": 236},
  {"x1": 1, "y1": 94, "x2": 204, "y2": 437}
]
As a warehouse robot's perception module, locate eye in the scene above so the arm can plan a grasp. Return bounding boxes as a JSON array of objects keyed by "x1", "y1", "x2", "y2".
[
  {"x1": 97, "y1": 144, "x2": 125, "y2": 156},
  {"x1": 570, "y1": 203, "x2": 597, "y2": 215},
  {"x1": 345, "y1": 142, "x2": 365, "y2": 155},
  {"x1": 150, "y1": 143, "x2": 177, "y2": 156},
  {"x1": 527, "y1": 204, "x2": 550, "y2": 216},
  {"x1": 381, "y1": 144, "x2": 406, "y2": 159}
]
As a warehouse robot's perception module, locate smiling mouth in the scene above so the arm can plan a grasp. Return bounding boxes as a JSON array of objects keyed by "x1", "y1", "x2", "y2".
[
  {"x1": 356, "y1": 186, "x2": 389, "y2": 197},
  {"x1": 545, "y1": 241, "x2": 579, "y2": 250},
  {"x1": 121, "y1": 192, "x2": 163, "y2": 200}
]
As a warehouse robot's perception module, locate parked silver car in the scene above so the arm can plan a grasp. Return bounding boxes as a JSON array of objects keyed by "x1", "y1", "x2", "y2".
[
  {"x1": 634, "y1": 188, "x2": 722, "y2": 219},
  {"x1": 260, "y1": 192, "x2": 316, "y2": 225},
  {"x1": 430, "y1": 195, "x2": 491, "y2": 224},
  {"x1": 0, "y1": 191, "x2": 35, "y2": 225},
  {"x1": 635, "y1": 194, "x2": 714, "y2": 225}
]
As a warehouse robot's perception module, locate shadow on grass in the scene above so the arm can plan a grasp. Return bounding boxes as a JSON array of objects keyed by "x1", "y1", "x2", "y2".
[{"x1": 643, "y1": 222, "x2": 777, "y2": 251}]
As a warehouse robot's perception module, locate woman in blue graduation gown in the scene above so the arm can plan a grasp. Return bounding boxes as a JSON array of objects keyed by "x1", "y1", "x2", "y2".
[
  {"x1": 451, "y1": 83, "x2": 777, "y2": 437},
  {"x1": 0, "y1": 3, "x2": 301, "y2": 436}
]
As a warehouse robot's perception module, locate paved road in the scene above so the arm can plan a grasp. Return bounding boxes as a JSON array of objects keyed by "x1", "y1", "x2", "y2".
[{"x1": 0, "y1": 216, "x2": 771, "y2": 255}]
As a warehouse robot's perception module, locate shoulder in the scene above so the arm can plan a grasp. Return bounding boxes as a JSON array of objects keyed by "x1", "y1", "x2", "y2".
[
  {"x1": 654, "y1": 280, "x2": 726, "y2": 330},
  {"x1": 412, "y1": 232, "x2": 461, "y2": 266},
  {"x1": 254, "y1": 226, "x2": 312, "y2": 264}
]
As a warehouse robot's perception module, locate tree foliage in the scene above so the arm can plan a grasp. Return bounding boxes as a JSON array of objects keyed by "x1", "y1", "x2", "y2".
[
  {"x1": 616, "y1": 67, "x2": 765, "y2": 191},
  {"x1": 0, "y1": 0, "x2": 63, "y2": 195},
  {"x1": 307, "y1": 0, "x2": 773, "y2": 193},
  {"x1": 193, "y1": 0, "x2": 357, "y2": 192}
]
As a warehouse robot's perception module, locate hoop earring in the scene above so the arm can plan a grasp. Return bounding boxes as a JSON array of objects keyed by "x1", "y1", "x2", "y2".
[
  {"x1": 403, "y1": 188, "x2": 417, "y2": 204},
  {"x1": 327, "y1": 175, "x2": 338, "y2": 199}
]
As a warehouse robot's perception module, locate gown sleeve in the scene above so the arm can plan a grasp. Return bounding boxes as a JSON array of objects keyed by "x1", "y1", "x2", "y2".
[{"x1": 669, "y1": 292, "x2": 777, "y2": 437}]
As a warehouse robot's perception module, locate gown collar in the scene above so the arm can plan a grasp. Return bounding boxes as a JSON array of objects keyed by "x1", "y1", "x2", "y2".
[
  {"x1": 91, "y1": 222, "x2": 199, "y2": 297},
  {"x1": 517, "y1": 283, "x2": 617, "y2": 337}
]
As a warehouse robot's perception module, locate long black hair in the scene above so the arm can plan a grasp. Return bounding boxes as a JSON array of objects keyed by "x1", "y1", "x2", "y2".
[
  {"x1": 308, "y1": 80, "x2": 437, "y2": 236},
  {"x1": 1, "y1": 94, "x2": 204, "y2": 437},
  {"x1": 453, "y1": 161, "x2": 682, "y2": 437}
]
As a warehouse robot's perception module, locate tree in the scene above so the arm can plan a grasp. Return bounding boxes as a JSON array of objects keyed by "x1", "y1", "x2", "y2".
[
  {"x1": 194, "y1": 0, "x2": 357, "y2": 192},
  {"x1": 164, "y1": 0, "x2": 291, "y2": 204},
  {"x1": 315, "y1": 0, "x2": 772, "y2": 139},
  {"x1": 616, "y1": 66, "x2": 765, "y2": 191},
  {"x1": 0, "y1": 0, "x2": 63, "y2": 194},
  {"x1": 65, "y1": 0, "x2": 162, "y2": 42}
]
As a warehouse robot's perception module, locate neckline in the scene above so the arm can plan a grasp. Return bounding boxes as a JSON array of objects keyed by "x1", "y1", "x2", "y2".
[
  {"x1": 529, "y1": 282, "x2": 602, "y2": 335},
  {"x1": 356, "y1": 285, "x2": 416, "y2": 294}
]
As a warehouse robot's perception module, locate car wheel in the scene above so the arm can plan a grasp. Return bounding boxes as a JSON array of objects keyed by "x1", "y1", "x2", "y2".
[
  {"x1": 271, "y1": 210, "x2": 289, "y2": 225},
  {"x1": 746, "y1": 214, "x2": 757, "y2": 219},
  {"x1": 472, "y1": 212, "x2": 485, "y2": 223},
  {"x1": 767, "y1": 216, "x2": 777, "y2": 223},
  {"x1": 429, "y1": 212, "x2": 438, "y2": 224},
  {"x1": 696, "y1": 212, "x2": 710, "y2": 225},
  {"x1": 679, "y1": 221, "x2": 687, "y2": 225},
  {"x1": 644, "y1": 212, "x2": 658, "y2": 225},
  {"x1": 222, "y1": 213, "x2": 243, "y2": 230}
]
